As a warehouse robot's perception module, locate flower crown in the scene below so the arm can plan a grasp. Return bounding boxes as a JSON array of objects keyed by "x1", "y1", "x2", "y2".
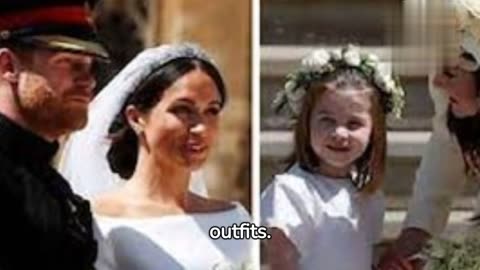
[{"x1": 272, "y1": 45, "x2": 405, "y2": 119}]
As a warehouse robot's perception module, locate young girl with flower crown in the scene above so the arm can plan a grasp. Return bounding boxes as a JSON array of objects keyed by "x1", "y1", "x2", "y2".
[{"x1": 261, "y1": 45, "x2": 405, "y2": 270}]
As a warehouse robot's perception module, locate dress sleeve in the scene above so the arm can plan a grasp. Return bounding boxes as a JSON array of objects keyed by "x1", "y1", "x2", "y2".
[
  {"x1": 404, "y1": 83, "x2": 468, "y2": 236},
  {"x1": 93, "y1": 221, "x2": 117, "y2": 270},
  {"x1": 261, "y1": 176, "x2": 316, "y2": 254}
]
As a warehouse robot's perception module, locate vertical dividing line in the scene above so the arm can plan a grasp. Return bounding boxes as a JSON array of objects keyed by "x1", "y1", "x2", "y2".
[{"x1": 251, "y1": 0, "x2": 261, "y2": 268}]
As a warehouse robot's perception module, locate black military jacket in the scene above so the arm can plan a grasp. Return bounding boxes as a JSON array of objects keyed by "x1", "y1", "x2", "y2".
[{"x1": 0, "y1": 113, "x2": 97, "y2": 269}]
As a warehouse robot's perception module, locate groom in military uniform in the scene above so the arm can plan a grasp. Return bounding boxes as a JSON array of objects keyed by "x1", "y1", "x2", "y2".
[{"x1": 0, "y1": 1, "x2": 108, "y2": 269}]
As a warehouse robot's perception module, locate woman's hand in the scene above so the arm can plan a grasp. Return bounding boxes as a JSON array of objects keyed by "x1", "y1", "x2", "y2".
[
  {"x1": 264, "y1": 228, "x2": 300, "y2": 270},
  {"x1": 377, "y1": 253, "x2": 424, "y2": 270},
  {"x1": 465, "y1": 150, "x2": 480, "y2": 178},
  {"x1": 376, "y1": 257, "x2": 415, "y2": 270},
  {"x1": 377, "y1": 228, "x2": 430, "y2": 270}
]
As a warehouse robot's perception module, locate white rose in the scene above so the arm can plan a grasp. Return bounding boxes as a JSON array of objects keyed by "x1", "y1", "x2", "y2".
[
  {"x1": 286, "y1": 86, "x2": 306, "y2": 115},
  {"x1": 286, "y1": 86, "x2": 306, "y2": 102},
  {"x1": 384, "y1": 76, "x2": 396, "y2": 91},
  {"x1": 311, "y1": 50, "x2": 330, "y2": 65},
  {"x1": 343, "y1": 49, "x2": 361, "y2": 66},
  {"x1": 373, "y1": 71, "x2": 385, "y2": 87},
  {"x1": 364, "y1": 53, "x2": 379, "y2": 68},
  {"x1": 329, "y1": 49, "x2": 342, "y2": 61},
  {"x1": 301, "y1": 58, "x2": 317, "y2": 70},
  {"x1": 284, "y1": 80, "x2": 296, "y2": 93},
  {"x1": 366, "y1": 53, "x2": 379, "y2": 63},
  {"x1": 301, "y1": 49, "x2": 330, "y2": 70}
]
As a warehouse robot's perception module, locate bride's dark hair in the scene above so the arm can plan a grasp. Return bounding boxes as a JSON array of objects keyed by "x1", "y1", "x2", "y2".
[
  {"x1": 106, "y1": 57, "x2": 226, "y2": 179},
  {"x1": 447, "y1": 52, "x2": 480, "y2": 175}
]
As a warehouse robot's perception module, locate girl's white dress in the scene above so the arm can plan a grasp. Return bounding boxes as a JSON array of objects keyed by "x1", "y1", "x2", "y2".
[
  {"x1": 261, "y1": 164, "x2": 384, "y2": 270},
  {"x1": 94, "y1": 203, "x2": 251, "y2": 270}
]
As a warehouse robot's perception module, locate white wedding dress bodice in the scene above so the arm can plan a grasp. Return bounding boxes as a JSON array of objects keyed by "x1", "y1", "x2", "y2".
[{"x1": 94, "y1": 204, "x2": 251, "y2": 270}]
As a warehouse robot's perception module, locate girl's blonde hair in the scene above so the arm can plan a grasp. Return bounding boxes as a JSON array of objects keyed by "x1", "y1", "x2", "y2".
[{"x1": 286, "y1": 68, "x2": 387, "y2": 194}]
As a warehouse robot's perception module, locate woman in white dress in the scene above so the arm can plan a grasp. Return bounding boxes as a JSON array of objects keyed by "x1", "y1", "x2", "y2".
[
  {"x1": 378, "y1": 1, "x2": 480, "y2": 269},
  {"x1": 62, "y1": 44, "x2": 251, "y2": 270}
]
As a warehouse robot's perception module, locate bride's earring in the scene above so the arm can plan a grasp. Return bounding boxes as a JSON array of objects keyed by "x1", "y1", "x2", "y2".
[
  {"x1": 125, "y1": 104, "x2": 146, "y2": 136},
  {"x1": 133, "y1": 126, "x2": 144, "y2": 135}
]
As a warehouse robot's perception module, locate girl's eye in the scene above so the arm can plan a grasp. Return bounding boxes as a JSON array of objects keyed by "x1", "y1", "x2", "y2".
[
  {"x1": 347, "y1": 120, "x2": 363, "y2": 130},
  {"x1": 318, "y1": 116, "x2": 335, "y2": 125}
]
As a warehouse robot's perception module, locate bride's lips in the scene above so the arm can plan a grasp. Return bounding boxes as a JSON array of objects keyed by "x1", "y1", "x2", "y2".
[{"x1": 185, "y1": 142, "x2": 208, "y2": 154}]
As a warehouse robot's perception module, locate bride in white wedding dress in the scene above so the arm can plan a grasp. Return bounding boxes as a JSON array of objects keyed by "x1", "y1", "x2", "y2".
[{"x1": 59, "y1": 44, "x2": 251, "y2": 270}]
